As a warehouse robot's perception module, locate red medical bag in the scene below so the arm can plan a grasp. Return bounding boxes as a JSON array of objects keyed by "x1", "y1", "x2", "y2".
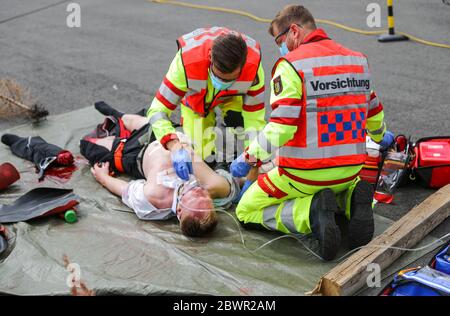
[{"x1": 412, "y1": 137, "x2": 450, "y2": 188}]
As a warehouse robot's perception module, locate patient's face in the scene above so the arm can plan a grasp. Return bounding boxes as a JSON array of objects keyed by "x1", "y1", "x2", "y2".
[{"x1": 177, "y1": 186, "x2": 214, "y2": 220}]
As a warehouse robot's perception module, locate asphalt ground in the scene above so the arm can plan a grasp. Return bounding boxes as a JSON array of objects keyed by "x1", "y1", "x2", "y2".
[{"x1": 1, "y1": 0, "x2": 449, "y2": 295}]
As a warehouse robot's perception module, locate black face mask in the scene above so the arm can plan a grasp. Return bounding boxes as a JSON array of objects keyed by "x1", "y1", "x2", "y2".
[{"x1": 79, "y1": 139, "x2": 112, "y2": 166}]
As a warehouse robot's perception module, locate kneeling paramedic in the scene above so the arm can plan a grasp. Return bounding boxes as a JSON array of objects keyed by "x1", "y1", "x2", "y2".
[
  {"x1": 231, "y1": 5, "x2": 394, "y2": 261},
  {"x1": 81, "y1": 102, "x2": 241, "y2": 237},
  {"x1": 146, "y1": 27, "x2": 266, "y2": 180}
]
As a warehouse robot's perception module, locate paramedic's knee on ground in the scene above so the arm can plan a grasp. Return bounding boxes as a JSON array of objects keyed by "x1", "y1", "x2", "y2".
[{"x1": 235, "y1": 171, "x2": 375, "y2": 260}]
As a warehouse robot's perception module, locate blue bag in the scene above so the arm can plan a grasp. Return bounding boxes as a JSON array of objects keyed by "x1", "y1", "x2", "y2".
[
  {"x1": 430, "y1": 243, "x2": 450, "y2": 275},
  {"x1": 387, "y1": 266, "x2": 450, "y2": 296},
  {"x1": 380, "y1": 242, "x2": 450, "y2": 296}
]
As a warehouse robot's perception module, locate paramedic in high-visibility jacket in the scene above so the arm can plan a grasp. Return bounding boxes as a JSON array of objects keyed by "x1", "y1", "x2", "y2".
[
  {"x1": 231, "y1": 5, "x2": 394, "y2": 261},
  {"x1": 146, "y1": 27, "x2": 266, "y2": 181}
]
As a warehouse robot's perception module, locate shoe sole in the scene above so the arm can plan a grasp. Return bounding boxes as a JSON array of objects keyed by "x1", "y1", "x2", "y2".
[
  {"x1": 314, "y1": 189, "x2": 342, "y2": 261},
  {"x1": 349, "y1": 181, "x2": 375, "y2": 249}
]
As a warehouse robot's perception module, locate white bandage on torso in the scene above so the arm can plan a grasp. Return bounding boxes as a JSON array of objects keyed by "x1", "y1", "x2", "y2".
[{"x1": 122, "y1": 179, "x2": 175, "y2": 220}]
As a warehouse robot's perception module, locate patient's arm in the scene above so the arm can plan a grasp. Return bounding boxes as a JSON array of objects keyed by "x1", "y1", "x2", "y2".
[
  {"x1": 91, "y1": 162, "x2": 128, "y2": 197},
  {"x1": 183, "y1": 146, "x2": 230, "y2": 199}
]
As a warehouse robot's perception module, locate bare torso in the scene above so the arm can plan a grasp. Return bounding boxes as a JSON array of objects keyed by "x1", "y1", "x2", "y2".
[
  {"x1": 94, "y1": 132, "x2": 230, "y2": 209},
  {"x1": 141, "y1": 141, "x2": 174, "y2": 209}
]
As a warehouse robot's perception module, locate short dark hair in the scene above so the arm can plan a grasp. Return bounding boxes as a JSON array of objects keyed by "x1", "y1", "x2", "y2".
[
  {"x1": 211, "y1": 33, "x2": 247, "y2": 74},
  {"x1": 269, "y1": 5, "x2": 317, "y2": 36},
  {"x1": 180, "y1": 211, "x2": 218, "y2": 237}
]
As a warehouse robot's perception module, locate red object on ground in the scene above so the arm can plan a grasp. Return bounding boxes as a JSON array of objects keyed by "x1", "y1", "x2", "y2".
[
  {"x1": 374, "y1": 191, "x2": 394, "y2": 204},
  {"x1": 43, "y1": 164, "x2": 78, "y2": 183},
  {"x1": 44, "y1": 200, "x2": 79, "y2": 218},
  {"x1": 414, "y1": 138, "x2": 450, "y2": 188},
  {"x1": 0, "y1": 162, "x2": 20, "y2": 190},
  {"x1": 41, "y1": 157, "x2": 82, "y2": 184},
  {"x1": 57, "y1": 150, "x2": 74, "y2": 165},
  {"x1": 418, "y1": 141, "x2": 450, "y2": 167}
]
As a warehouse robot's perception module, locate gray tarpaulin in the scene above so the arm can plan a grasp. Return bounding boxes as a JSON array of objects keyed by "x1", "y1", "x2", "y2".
[{"x1": 0, "y1": 107, "x2": 437, "y2": 295}]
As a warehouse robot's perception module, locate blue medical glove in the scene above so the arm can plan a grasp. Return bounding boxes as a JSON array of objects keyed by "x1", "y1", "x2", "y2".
[
  {"x1": 171, "y1": 148, "x2": 193, "y2": 181},
  {"x1": 380, "y1": 131, "x2": 395, "y2": 149},
  {"x1": 230, "y1": 153, "x2": 252, "y2": 178},
  {"x1": 234, "y1": 180, "x2": 253, "y2": 203}
]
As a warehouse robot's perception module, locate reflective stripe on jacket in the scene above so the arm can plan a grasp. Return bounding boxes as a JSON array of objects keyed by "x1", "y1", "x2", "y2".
[
  {"x1": 274, "y1": 29, "x2": 372, "y2": 170},
  {"x1": 176, "y1": 26, "x2": 262, "y2": 116}
]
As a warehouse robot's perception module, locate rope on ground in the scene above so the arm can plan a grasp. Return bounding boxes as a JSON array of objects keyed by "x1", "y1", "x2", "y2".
[
  {"x1": 214, "y1": 208, "x2": 450, "y2": 263},
  {"x1": 151, "y1": 0, "x2": 450, "y2": 49}
]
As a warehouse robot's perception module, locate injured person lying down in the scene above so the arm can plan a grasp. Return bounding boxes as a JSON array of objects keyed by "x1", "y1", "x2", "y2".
[{"x1": 80, "y1": 102, "x2": 240, "y2": 237}]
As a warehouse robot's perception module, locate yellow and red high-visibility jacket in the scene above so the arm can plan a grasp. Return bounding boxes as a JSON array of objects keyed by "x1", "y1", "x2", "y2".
[
  {"x1": 147, "y1": 27, "x2": 266, "y2": 149},
  {"x1": 247, "y1": 28, "x2": 386, "y2": 184}
]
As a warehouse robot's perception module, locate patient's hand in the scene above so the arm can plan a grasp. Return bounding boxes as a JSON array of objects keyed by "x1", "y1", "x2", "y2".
[{"x1": 91, "y1": 162, "x2": 110, "y2": 185}]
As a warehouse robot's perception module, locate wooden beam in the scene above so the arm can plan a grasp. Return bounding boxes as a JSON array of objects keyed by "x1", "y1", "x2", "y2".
[{"x1": 310, "y1": 183, "x2": 450, "y2": 296}]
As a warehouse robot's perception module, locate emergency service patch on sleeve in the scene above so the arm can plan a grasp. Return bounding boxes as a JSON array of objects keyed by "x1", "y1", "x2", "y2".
[{"x1": 273, "y1": 75, "x2": 283, "y2": 96}]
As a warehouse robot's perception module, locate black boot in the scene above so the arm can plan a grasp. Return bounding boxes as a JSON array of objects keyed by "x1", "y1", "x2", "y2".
[
  {"x1": 309, "y1": 189, "x2": 341, "y2": 261},
  {"x1": 348, "y1": 180, "x2": 375, "y2": 250},
  {"x1": 1, "y1": 134, "x2": 21, "y2": 147},
  {"x1": 94, "y1": 101, "x2": 124, "y2": 118}
]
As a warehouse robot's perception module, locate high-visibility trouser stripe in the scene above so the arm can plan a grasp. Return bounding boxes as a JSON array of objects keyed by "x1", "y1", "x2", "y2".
[
  {"x1": 368, "y1": 122, "x2": 386, "y2": 135},
  {"x1": 159, "y1": 82, "x2": 183, "y2": 106},
  {"x1": 187, "y1": 79, "x2": 207, "y2": 92},
  {"x1": 256, "y1": 131, "x2": 278, "y2": 156},
  {"x1": 280, "y1": 200, "x2": 297, "y2": 233},
  {"x1": 304, "y1": 72, "x2": 371, "y2": 98},
  {"x1": 271, "y1": 105, "x2": 302, "y2": 118},
  {"x1": 292, "y1": 55, "x2": 369, "y2": 73},
  {"x1": 149, "y1": 112, "x2": 170, "y2": 125},
  {"x1": 262, "y1": 200, "x2": 297, "y2": 233},
  {"x1": 244, "y1": 93, "x2": 264, "y2": 106},
  {"x1": 263, "y1": 204, "x2": 278, "y2": 231},
  {"x1": 279, "y1": 142, "x2": 366, "y2": 159},
  {"x1": 369, "y1": 96, "x2": 380, "y2": 110}
]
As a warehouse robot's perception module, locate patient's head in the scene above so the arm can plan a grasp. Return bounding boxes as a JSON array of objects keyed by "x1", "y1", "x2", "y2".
[{"x1": 177, "y1": 185, "x2": 217, "y2": 237}]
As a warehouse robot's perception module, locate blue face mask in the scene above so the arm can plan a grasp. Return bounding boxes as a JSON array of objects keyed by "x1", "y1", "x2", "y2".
[
  {"x1": 279, "y1": 42, "x2": 289, "y2": 57},
  {"x1": 210, "y1": 69, "x2": 235, "y2": 91}
]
